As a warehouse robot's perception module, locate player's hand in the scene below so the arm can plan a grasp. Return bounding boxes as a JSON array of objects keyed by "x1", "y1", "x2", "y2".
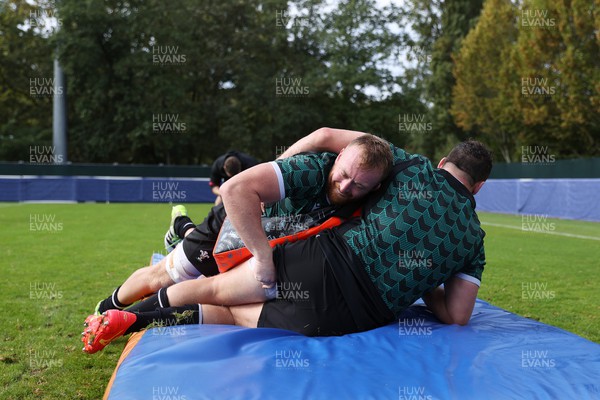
[{"x1": 249, "y1": 257, "x2": 277, "y2": 289}]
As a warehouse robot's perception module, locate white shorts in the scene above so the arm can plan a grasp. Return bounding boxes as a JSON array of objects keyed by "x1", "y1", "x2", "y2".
[{"x1": 165, "y1": 243, "x2": 202, "y2": 283}]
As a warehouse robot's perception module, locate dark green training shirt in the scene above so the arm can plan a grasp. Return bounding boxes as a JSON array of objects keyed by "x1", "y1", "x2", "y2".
[
  {"x1": 263, "y1": 152, "x2": 336, "y2": 217},
  {"x1": 341, "y1": 144, "x2": 486, "y2": 318}
]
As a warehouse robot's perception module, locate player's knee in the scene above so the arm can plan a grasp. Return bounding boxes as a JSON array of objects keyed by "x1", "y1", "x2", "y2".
[
  {"x1": 148, "y1": 264, "x2": 174, "y2": 292},
  {"x1": 204, "y1": 276, "x2": 223, "y2": 302},
  {"x1": 129, "y1": 265, "x2": 151, "y2": 282}
]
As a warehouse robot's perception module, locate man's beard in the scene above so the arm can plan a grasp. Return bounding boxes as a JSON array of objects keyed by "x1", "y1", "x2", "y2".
[{"x1": 327, "y1": 177, "x2": 351, "y2": 206}]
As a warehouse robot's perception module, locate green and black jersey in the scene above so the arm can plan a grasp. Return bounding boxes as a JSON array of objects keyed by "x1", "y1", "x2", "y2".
[
  {"x1": 185, "y1": 151, "x2": 336, "y2": 278},
  {"x1": 341, "y1": 145, "x2": 486, "y2": 319},
  {"x1": 263, "y1": 152, "x2": 336, "y2": 217}
]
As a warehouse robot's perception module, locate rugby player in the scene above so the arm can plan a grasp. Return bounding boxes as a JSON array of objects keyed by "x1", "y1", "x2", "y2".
[
  {"x1": 82, "y1": 129, "x2": 492, "y2": 353},
  {"x1": 92, "y1": 132, "x2": 393, "y2": 315}
]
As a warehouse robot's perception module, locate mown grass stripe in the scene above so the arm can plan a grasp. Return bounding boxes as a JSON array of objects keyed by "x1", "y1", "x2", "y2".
[{"x1": 481, "y1": 221, "x2": 600, "y2": 241}]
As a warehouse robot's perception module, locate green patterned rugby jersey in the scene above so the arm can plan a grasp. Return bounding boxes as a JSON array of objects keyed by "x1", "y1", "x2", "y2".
[
  {"x1": 341, "y1": 144, "x2": 486, "y2": 318},
  {"x1": 263, "y1": 152, "x2": 336, "y2": 217}
]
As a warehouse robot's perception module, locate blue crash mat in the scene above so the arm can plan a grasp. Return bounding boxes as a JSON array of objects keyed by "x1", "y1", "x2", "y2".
[{"x1": 104, "y1": 299, "x2": 600, "y2": 400}]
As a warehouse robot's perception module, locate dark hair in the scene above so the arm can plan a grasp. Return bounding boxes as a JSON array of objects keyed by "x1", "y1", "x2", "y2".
[
  {"x1": 223, "y1": 156, "x2": 242, "y2": 177},
  {"x1": 347, "y1": 134, "x2": 393, "y2": 178},
  {"x1": 446, "y1": 140, "x2": 493, "y2": 184}
]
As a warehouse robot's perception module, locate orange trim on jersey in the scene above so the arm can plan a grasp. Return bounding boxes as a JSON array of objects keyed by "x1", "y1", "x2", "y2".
[{"x1": 214, "y1": 208, "x2": 361, "y2": 273}]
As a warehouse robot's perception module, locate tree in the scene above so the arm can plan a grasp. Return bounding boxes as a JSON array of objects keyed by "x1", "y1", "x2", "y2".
[
  {"x1": 400, "y1": 0, "x2": 484, "y2": 160},
  {"x1": 427, "y1": 0, "x2": 484, "y2": 159},
  {"x1": 1, "y1": 0, "x2": 443, "y2": 164},
  {"x1": 452, "y1": 0, "x2": 599, "y2": 161},
  {"x1": 451, "y1": 0, "x2": 521, "y2": 162},
  {"x1": 0, "y1": 0, "x2": 55, "y2": 161},
  {"x1": 514, "y1": 0, "x2": 599, "y2": 157},
  {"x1": 54, "y1": 0, "x2": 249, "y2": 164}
]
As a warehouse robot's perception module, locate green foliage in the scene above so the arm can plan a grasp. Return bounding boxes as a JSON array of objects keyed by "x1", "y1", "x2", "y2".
[
  {"x1": 451, "y1": 0, "x2": 599, "y2": 162},
  {"x1": 0, "y1": 0, "x2": 55, "y2": 161},
  {"x1": 53, "y1": 0, "x2": 284, "y2": 163},
  {"x1": 514, "y1": 0, "x2": 600, "y2": 157},
  {"x1": 0, "y1": 0, "x2": 597, "y2": 164},
  {"x1": 425, "y1": 0, "x2": 484, "y2": 156},
  {"x1": 399, "y1": 0, "x2": 484, "y2": 160},
  {"x1": 451, "y1": 0, "x2": 520, "y2": 162},
  {"x1": 1, "y1": 0, "x2": 413, "y2": 164}
]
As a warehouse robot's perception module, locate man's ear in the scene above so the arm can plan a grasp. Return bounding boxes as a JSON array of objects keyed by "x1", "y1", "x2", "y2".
[
  {"x1": 472, "y1": 181, "x2": 485, "y2": 195},
  {"x1": 437, "y1": 157, "x2": 447, "y2": 169},
  {"x1": 335, "y1": 147, "x2": 345, "y2": 163}
]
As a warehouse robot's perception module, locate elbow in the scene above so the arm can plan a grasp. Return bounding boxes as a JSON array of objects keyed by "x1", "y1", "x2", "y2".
[
  {"x1": 449, "y1": 314, "x2": 471, "y2": 326},
  {"x1": 219, "y1": 179, "x2": 238, "y2": 204},
  {"x1": 312, "y1": 127, "x2": 335, "y2": 149},
  {"x1": 220, "y1": 175, "x2": 262, "y2": 208}
]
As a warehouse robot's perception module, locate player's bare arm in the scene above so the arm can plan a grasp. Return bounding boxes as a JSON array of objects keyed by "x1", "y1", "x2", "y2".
[
  {"x1": 422, "y1": 276, "x2": 479, "y2": 325},
  {"x1": 277, "y1": 127, "x2": 367, "y2": 159},
  {"x1": 220, "y1": 163, "x2": 282, "y2": 288}
]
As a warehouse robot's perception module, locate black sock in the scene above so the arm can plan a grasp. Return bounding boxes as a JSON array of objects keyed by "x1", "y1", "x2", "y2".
[
  {"x1": 173, "y1": 216, "x2": 195, "y2": 238},
  {"x1": 124, "y1": 305, "x2": 200, "y2": 335},
  {"x1": 124, "y1": 288, "x2": 170, "y2": 313},
  {"x1": 125, "y1": 294, "x2": 160, "y2": 313},
  {"x1": 157, "y1": 287, "x2": 171, "y2": 308},
  {"x1": 97, "y1": 286, "x2": 131, "y2": 314}
]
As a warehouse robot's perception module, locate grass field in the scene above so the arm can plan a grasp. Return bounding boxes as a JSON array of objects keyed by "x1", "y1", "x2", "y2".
[{"x1": 0, "y1": 203, "x2": 598, "y2": 399}]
